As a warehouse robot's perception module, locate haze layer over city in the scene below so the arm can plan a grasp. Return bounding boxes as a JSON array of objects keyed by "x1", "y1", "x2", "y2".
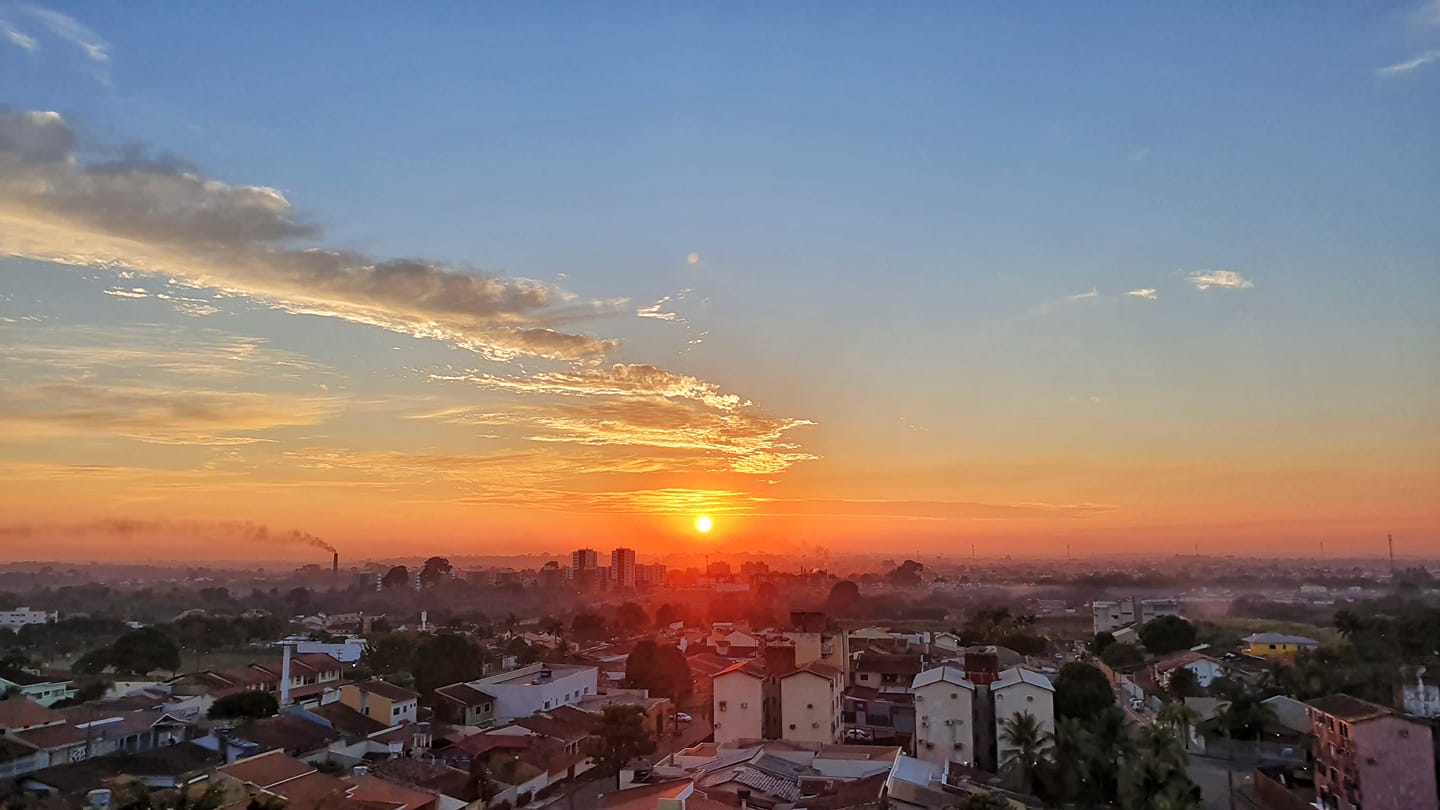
[{"x1": 1, "y1": 5, "x2": 1439, "y2": 810}]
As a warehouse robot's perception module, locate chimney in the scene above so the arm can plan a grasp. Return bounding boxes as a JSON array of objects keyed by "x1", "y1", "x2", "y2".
[
  {"x1": 280, "y1": 643, "x2": 293, "y2": 707},
  {"x1": 332, "y1": 552, "x2": 339, "y2": 577}
]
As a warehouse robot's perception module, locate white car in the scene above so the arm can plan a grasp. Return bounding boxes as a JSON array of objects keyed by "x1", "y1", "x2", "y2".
[
  {"x1": 844, "y1": 728, "x2": 874, "y2": 741},
  {"x1": 1129, "y1": 699, "x2": 1145, "y2": 712},
  {"x1": 676, "y1": 712, "x2": 693, "y2": 723}
]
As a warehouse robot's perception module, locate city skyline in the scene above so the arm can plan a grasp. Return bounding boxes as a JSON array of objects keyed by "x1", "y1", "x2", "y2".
[{"x1": 1, "y1": 3, "x2": 1437, "y2": 561}]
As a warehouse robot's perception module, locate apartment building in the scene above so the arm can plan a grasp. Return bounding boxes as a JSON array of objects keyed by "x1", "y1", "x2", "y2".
[
  {"x1": 471, "y1": 663, "x2": 598, "y2": 723},
  {"x1": 779, "y1": 662, "x2": 844, "y2": 744},
  {"x1": 1307, "y1": 693, "x2": 1438, "y2": 810},
  {"x1": 911, "y1": 666, "x2": 976, "y2": 767}
]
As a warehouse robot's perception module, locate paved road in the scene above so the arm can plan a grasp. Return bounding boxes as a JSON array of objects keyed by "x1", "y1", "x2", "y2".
[{"x1": 1187, "y1": 753, "x2": 1257, "y2": 810}]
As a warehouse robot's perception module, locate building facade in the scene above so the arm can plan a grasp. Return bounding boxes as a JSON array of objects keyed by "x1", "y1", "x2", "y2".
[
  {"x1": 0, "y1": 607, "x2": 56, "y2": 632},
  {"x1": 778, "y1": 663, "x2": 844, "y2": 744},
  {"x1": 712, "y1": 661, "x2": 769, "y2": 744},
  {"x1": 1308, "y1": 694, "x2": 1438, "y2": 810},
  {"x1": 991, "y1": 667, "x2": 1055, "y2": 756},
  {"x1": 471, "y1": 663, "x2": 598, "y2": 723},
  {"x1": 911, "y1": 666, "x2": 977, "y2": 767},
  {"x1": 611, "y1": 547, "x2": 637, "y2": 590}
]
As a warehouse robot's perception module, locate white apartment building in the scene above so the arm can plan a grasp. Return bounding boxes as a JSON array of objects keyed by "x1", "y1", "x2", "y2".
[
  {"x1": 611, "y1": 547, "x2": 637, "y2": 590},
  {"x1": 471, "y1": 663, "x2": 598, "y2": 723},
  {"x1": 992, "y1": 667, "x2": 1055, "y2": 747},
  {"x1": 779, "y1": 662, "x2": 844, "y2": 744},
  {"x1": 0, "y1": 607, "x2": 57, "y2": 631},
  {"x1": 571, "y1": 548, "x2": 598, "y2": 572},
  {"x1": 1093, "y1": 597, "x2": 1181, "y2": 634},
  {"x1": 911, "y1": 666, "x2": 976, "y2": 767},
  {"x1": 713, "y1": 660, "x2": 768, "y2": 744}
]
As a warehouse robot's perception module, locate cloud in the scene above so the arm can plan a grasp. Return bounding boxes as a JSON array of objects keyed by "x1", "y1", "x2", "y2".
[
  {"x1": 1031, "y1": 287, "x2": 1101, "y2": 315},
  {"x1": 437, "y1": 364, "x2": 747, "y2": 411},
  {"x1": 1376, "y1": 49, "x2": 1440, "y2": 76},
  {"x1": 0, "y1": 108, "x2": 619, "y2": 361},
  {"x1": 1, "y1": 18, "x2": 38, "y2": 52},
  {"x1": 18, "y1": 5, "x2": 107, "y2": 61},
  {"x1": 1185, "y1": 269, "x2": 1254, "y2": 290},
  {"x1": 1127, "y1": 288, "x2": 1158, "y2": 300},
  {"x1": 636, "y1": 295, "x2": 683, "y2": 323},
  {"x1": 0, "y1": 322, "x2": 341, "y2": 444}
]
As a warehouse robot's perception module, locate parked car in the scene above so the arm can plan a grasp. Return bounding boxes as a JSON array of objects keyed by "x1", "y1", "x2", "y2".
[
  {"x1": 676, "y1": 712, "x2": 693, "y2": 723},
  {"x1": 844, "y1": 728, "x2": 874, "y2": 741}
]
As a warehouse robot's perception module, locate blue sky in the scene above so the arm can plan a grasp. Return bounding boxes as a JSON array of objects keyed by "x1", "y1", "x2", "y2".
[{"x1": 0, "y1": 2, "x2": 1436, "y2": 559}]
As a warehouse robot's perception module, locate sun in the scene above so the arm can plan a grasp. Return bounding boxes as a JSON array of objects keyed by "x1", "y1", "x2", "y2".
[{"x1": 694, "y1": 515, "x2": 713, "y2": 533}]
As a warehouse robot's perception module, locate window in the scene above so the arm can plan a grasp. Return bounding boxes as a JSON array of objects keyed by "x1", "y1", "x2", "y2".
[
  {"x1": 544, "y1": 700, "x2": 551, "y2": 709},
  {"x1": 859, "y1": 673, "x2": 869, "y2": 681},
  {"x1": 950, "y1": 692, "x2": 958, "y2": 699},
  {"x1": 1400, "y1": 729, "x2": 1411, "y2": 738},
  {"x1": 789, "y1": 723, "x2": 797, "y2": 730},
  {"x1": 719, "y1": 701, "x2": 727, "y2": 712},
  {"x1": 807, "y1": 703, "x2": 814, "y2": 709},
  {"x1": 1026, "y1": 695, "x2": 1034, "y2": 702}
]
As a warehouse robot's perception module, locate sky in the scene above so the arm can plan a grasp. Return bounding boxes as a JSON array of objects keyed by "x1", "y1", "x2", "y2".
[{"x1": 0, "y1": 2, "x2": 1437, "y2": 562}]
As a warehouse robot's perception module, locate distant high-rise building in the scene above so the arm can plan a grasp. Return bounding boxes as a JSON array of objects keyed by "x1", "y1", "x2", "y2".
[
  {"x1": 612, "y1": 547, "x2": 637, "y2": 589},
  {"x1": 571, "y1": 548, "x2": 598, "y2": 572},
  {"x1": 637, "y1": 563, "x2": 667, "y2": 588},
  {"x1": 707, "y1": 560, "x2": 732, "y2": 578}
]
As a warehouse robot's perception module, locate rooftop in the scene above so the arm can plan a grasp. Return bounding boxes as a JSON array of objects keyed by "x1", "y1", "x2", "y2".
[
  {"x1": 354, "y1": 679, "x2": 419, "y2": 702},
  {"x1": 911, "y1": 666, "x2": 975, "y2": 691},
  {"x1": 476, "y1": 663, "x2": 596, "y2": 687},
  {"x1": 1307, "y1": 694, "x2": 1393, "y2": 723},
  {"x1": 216, "y1": 749, "x2": 316, "y2": 788},
  {"x1": 993, "y1": 667, "x2": 1054, "y2": 692},
  {"x1": 1244, "y1": 633, "x2": 1319, "y2": 646},
  {"x1": 433, "y1": 682, "x2": 497, "y2": 706},
  {"x1": 0, "y1": 698, "x2": 64, "y2": 730}
]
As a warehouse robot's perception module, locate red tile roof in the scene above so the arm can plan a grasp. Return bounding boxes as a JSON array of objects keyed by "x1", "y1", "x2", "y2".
[
  {"x1": 0, "y1": 698, "x2": 64, "y2": 730},
  {"x1": 216, "y1": 750, "x2": 316, "y2": 788}
]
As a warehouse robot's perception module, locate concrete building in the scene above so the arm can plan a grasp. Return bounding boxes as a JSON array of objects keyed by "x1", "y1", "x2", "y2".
[
  {"x1": 636, "y1": 563, "x2": 667, "y2": 588},
  {"x1": 0, "y1": 673, "x2": 75, "y2": 707},
  {"x1": 471, "y1": 663, "x2": 598, "y2": 723},
  {"x1": 1308, "y1": 693, "x2": 1438, "y2": 810},
  {"x1": 339, "y1": 680, "x2": 418, "y2": 725},
  {"x1": 784, "y1": 610, "x2": 849, "y2": 675},
  {"x1": 1092, "y1": 597, "x2": 1181, "y2": 634},
  {"x1": 611, "y1": 547, "x2": 637, "y2": 590},
  {"x1": 432, "y1": 683, "x2": 497, "y2": 727},
  {"x1": 0, "y1": 607, "x2": 56, "y2": 632},
  {"x1": 571, "y1": 548, "x2": 598, "y2": 572},
  {"x1": 778, "y1": 662, "x2": 844, "y2": 744},
  {"x1": 991, "y1": 667, "x2": 1055, "y2": 751},
  {"x1": 712, "y1": 660, "x2": 770, "y2": 744},
  {"x1": 910, "y1": 666, "x2": 976, "y2": 767}
]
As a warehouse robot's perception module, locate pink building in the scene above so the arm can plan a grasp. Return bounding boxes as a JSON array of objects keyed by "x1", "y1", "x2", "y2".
[{"x1": 1307, "y1": 694, "x2": 1438, "y2": 810}]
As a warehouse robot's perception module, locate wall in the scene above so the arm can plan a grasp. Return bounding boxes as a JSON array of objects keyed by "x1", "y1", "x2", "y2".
[
  {"x1": 477, "y1": 665, "x2": 599, "y2": 722},
  {"x1": 992, "y1": 681, "x2": 1054, "y2": 753},
  {"x1": 1354, "y1": 716, "x2": 1438, "y2": 810},
  {"x1": 913, "y1": 682, "x2": 975, "y2": 767},
  {"x1": 780, "y1": 672, "x2": 840, "y2": 744},
  {"x1": 712, "y1": 672, "x2": 765, "y2": 744}
]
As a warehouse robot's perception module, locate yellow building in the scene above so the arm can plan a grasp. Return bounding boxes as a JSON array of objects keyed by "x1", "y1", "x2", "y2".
[
  {"x1": 1242, "y1": 633, "x2": 1318, "y2": 660},
  {"x1": 340, "y1": 679, "x2": 419, "y2": 725}
]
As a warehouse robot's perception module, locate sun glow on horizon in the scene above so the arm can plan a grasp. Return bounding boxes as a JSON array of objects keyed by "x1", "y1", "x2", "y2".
[{"x1": 695, "y1": 515, "x2": 713, "y2": 533}]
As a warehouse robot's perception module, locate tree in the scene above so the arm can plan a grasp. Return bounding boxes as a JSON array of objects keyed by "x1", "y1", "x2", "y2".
[
  {"x1": 616, "y1": 602, "x2": 648, "y2": 635},
  {"x1": 826, "y1": 581, "x2": 862, "y2": 617},
  {"x1": 625, "y1": 640, "x2": 662, "y2": 693},
  {"x1": 998, "y1": 711, "x2": 1051, "y2": 795},
  {"x1": 1054, "y1": 662, "x2": 1115, "y2": 721},
  {"x1": 1167, "y1": 667, "x2": 1200, "y2": 700},
  {"x1": 885, "y1": 560, "x2": 924, "y2": 588},
  {"x1": 571, "y1": 612, "x2": 609, "y2": 644},
  {"x1": 1100, "y1": 642, "x2": 1146, "y2": 669},
  {"x1": 1120, "y1": 725, "x2": 1199, "y2": 810},
  {"x1": 1090, "y1": 631, "x2": 1116, "y2": 655},
  {"x1": 1041, "y1": 717, "x2": 1097, "y2": 806},
  {"x1": 1158, "y1": 701, "x2": 1201, "y2": 751},
  {"x1": 74, "y1": 627, "x2": 181, "y2": 676},
  {"x1": 420, "y1": 557, "x2": 453, "y2": 587},
  {"x1": 955, "y1": 792, "x2": 1011, "y2": 810},
  {"x1": 654, "y1": 604, "x2": 683, "y2": 628},
  {"x1": 362, "y1": 632, "x2": 417, "y2": 675},
  {"x1": 596, "y1": 704, "x2": 654, "y2": 788},
  {"x1": 1091, "y1": 706, "x2": 1136, "y2": 804},
  {"x1": 382, "y1": 566, "x2": 410, "y2": 589},
  {"x1": 656, "y1": 644, "x2": 693, "y2": 700},
  {"x1": 413, "y1": 633, "x2": 483, "y2": 695},
  {"x1": 285, "y1": 587, "x2": 311, "y2": 614},
  {"x1": 1139, "y1": 615, "x2": 1197, "y2": 656},
  {"x1": 208, "y1": 690, "x2": 278, "y2": 720}
]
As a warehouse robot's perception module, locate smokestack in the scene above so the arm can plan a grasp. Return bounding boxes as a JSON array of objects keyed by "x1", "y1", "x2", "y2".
[
  {"x1": 332, "y1": 552, "x2": 339, "y2": 577},
  {"x1": 280, "y1": 643, "x2": 293, "y2": 708}
]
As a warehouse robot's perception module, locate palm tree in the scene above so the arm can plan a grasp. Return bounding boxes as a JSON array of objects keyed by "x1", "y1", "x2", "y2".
[
  {"x1": 1090, "y1": 706, "x2": 1134, "y2": 803},
  {"x1": 1044, "y1": 716, "x2": 1096, "y2": 805},
  {"x1": 1121, "y1": 725, "x2": 1197, "y2": 810},
  {"x1": 1157, "y1": 701, "x2": 1201, "y2": 751},
  {"x1": 999, "y1": 711, "x2": 1051, "y2": 795}
]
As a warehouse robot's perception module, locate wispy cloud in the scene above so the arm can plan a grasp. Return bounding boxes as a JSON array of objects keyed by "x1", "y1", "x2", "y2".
[
  {"x1": 1376, "y1": 49, "x2": 1440, "y2": 76},
  {"x1": 1185, "y1": 269, "x2": 1254, "y2": 291},
  {"x1": 1031, "y1": 287, "x2": 1101, "y2": 315},
  {"x1": 0, "y1": 17, "x2": 38, "y2": 52},
  {"x1": 19, "y1": 5, "x2": 107, "y2": 61},
  {"x1": 636, "y1": 295, "x2": 682, "y2": 322},
  {"x1": 1126, "y1": 288, "x2": 1158, "y2": 300}
]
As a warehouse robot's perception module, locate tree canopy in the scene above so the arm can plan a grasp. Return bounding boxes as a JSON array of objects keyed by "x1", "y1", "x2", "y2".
[
  {"x1": 73, "y1": 626, "x2": 181, "y2": 676},
  {"x1": 596, "y1": 704, "x2": 655, "y2": 788},
  {"x1": 1139, "y1": 616, "x2": 1197, "y2": 655},
  {"x1": 1054, "y1": 662, "x2": 1116, "y2": 722},
  {"x1": 208, "y1": 690, "x2": 278, "y2": 720}
]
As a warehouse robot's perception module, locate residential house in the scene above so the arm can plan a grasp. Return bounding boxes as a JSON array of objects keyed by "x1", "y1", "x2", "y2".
[
  {"x1": 0, "y1": 608, "x2": 56, "y2": 632},
  {"x1": 910, "y1": 666, "x2": 976, "y2": 767},
  {"x1": 779, "y1": 663, "x2": 844, "y2": 744},
  {"x1": 1308, "y1": 693, "x2": 1438, "y2": 810},
  {"x1": 1243, "y1": 633, "x2": 1318, "y2": 661},
  {"x1": 850, "y1": 653, "x2": 924, "y2": 697},
  {"x1": 0, "y1": 672, "x2": 76, "y2": 707},
  {"x1": 1150, "y1": 649, "x2": 1229, "y2": 689},
  {"x1": 705, "y1": 624, "x2": 761, "y2": 658},
  {"x1": 432, "y1": 682, "x2": 497, "y2": 727},
  {"x1": 340, "y1": 680, "x2": 419, "y2": 725},
  {"x1": 471, "y1": 663, "x2": 599, "y2": 723}
]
